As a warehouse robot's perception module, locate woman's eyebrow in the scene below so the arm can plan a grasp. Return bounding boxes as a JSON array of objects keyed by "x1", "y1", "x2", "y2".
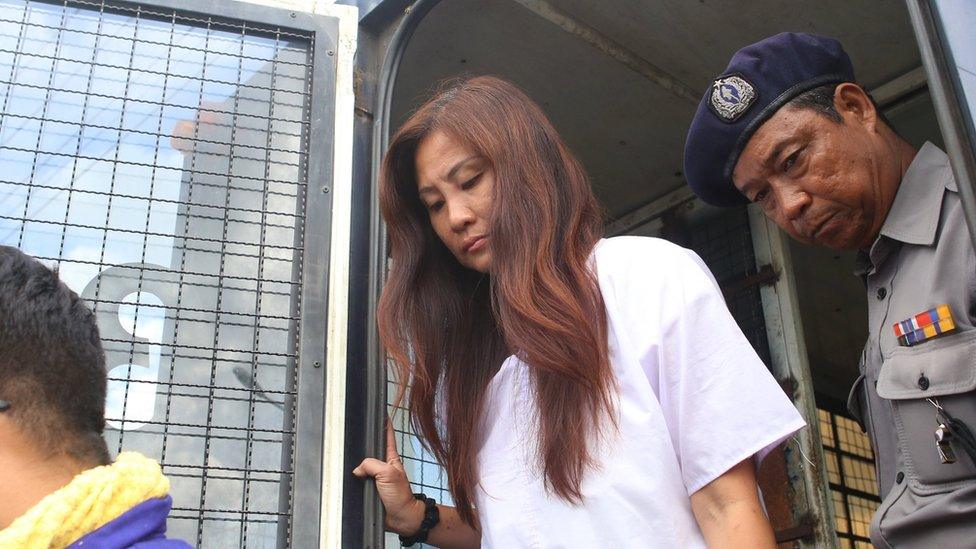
[{"x1": 445, "y1": 156, "x2": 479, "y2": 181}]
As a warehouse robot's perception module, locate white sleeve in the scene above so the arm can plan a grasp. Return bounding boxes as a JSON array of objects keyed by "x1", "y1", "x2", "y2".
[{"x1": 608, "y1": 238, "x2": 806, "y2": 495}]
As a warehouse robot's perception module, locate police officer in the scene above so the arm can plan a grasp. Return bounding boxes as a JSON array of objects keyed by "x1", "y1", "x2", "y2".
[{"x1": 683, "y1": 33, "x2": 976, "y2": 547}]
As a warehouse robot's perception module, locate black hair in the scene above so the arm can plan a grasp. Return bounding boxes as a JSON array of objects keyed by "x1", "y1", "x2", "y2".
[
  {"x1": 0, "y1": 245, "x2": 109, "y2": 465},
  {"x1": 788, "y1": 83, "x2": 894, "y2": 129}
]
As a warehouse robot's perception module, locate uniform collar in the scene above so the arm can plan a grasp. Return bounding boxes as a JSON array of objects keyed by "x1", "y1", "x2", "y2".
[
  {"x1": 854, "y1": 143, "x2": 955, "y2": 277},
  {"x1": 879, "y1": 142, "x2": 955, "y2": 246}
]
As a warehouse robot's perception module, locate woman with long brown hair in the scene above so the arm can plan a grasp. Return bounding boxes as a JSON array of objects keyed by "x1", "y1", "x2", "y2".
[{"x1": 353, "y1": 76, "x2": 804, "y2": 548}]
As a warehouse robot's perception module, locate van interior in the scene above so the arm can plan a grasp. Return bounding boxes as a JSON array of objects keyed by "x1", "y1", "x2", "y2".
[
  {"x1": 382, "y1": 1, "x2": 944, "y2": 545},
  {"x1": 389, "y1": 0, "x2": 941, "y2": 415}
]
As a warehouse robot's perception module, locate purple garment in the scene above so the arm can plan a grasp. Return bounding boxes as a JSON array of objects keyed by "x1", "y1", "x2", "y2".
[{"x1": 67, "y1": 496, "x2": 192, "y2": 548}]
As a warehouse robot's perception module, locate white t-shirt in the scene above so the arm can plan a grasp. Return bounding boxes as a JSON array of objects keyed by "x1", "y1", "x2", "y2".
[{"x1": 474, "y1": 236, "x2": 806, "y2": 548}]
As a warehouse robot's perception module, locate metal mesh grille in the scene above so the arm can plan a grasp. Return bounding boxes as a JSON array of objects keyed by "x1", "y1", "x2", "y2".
[
  {"x1": 679, "y1": 206, "x2": 772, "y2": 366},
  {"x1": 386, "y1": 378, "x2": 454, "y2": 549},
  {"x1": 0, "y1": 0, "x2": 313, "y2": 545}
]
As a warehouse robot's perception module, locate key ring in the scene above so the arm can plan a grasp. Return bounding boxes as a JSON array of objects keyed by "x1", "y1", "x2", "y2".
[{"x1": 927, "y1": 397, "x2": 957, "y2": 428}]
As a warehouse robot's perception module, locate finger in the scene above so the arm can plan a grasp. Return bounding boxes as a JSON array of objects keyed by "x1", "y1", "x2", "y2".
[
  {"x1": 352, "y1": 457, "x2": 389, "y2": 479},
  {"x1": 385, "y1": 417, "x2": 401, "y2": 463}
]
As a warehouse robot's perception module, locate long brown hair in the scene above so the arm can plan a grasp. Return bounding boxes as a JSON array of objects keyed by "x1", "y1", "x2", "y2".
[{"x1": 378, "y1": 76, "x2": 614, "y2": 524}]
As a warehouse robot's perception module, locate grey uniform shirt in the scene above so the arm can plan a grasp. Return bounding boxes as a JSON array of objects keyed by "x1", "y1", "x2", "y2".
[{"x1": 849, "y1": 142, "x2": 976, "y2": 547}]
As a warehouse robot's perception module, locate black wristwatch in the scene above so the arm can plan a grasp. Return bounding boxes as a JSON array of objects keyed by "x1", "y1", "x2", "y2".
[{"x1": 399, "y1": 493, "x2": 440, "y2": 547}]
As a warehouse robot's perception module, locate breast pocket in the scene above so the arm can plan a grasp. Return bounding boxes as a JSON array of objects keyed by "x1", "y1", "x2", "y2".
[{"x1": 878, "y1": 329, "x2": 976, "y2": 486}]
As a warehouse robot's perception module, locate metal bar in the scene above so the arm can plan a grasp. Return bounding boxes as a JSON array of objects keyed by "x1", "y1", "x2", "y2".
[
  {"x1": 0, "y1": 77, "x2": 309, "y2": 124},
  {"x1": 22, "y1": 255, "x2": 301, "y2": 285},
  {"x1": 0, "y1": 144, "x2": 307, "y2": 187},
  {"x1": 36, "y1": 0, "x2": 315, "y2": 40},
  {"x1": 0, "y1": 13, "x2": 312, "y2": 66},
  {"x1": 171, "y1": 507, "x2": 290, "y2": 516},
  {"x1": 0, "y1": 111, "x2": 308, "y2": 160},
  {"x1": 0, "y1": 46, "x2": 306, "y2": 94},
  {"x1": 119, "y1": 0, "x2": 174, "y2": 455},
  {"x1": 289, "y1": 8, "x2": 342, "y2": 547},
  {"x1": 0, "y1": 215, "x2": 303, "y2": 252},
  {"x1": 510, "y1": 0, "x2": 699, "y2": 105},
  {"x1": 828, "y1": 482, "x2": 881, "y2": 504},
  {"x1": 604, "y1": 184, "x2": 696, "y2": 237},
  {"x1": 159, "y1": 5, "x2": 213, "y2": 533},
  {"x1": 830, "y1": 413, "x2": 856, "y2": 541},
  {"x1": 239, "y1": 27, "x2": 280, "y2": 546},
  {"x1": 98, "y1": 0, "x2": 143, "y2": 457},
  {"x1": 365, "y1": 2, "x2": 441, "y2": 546},
  {"x1": 160, "y1": 460, "x2": 291, "y2": 476},
  {"x1": 108, "y1": 376, "x2": 296, "y2": 395},
  {"x1": 719, "y1": 264, "x2": 779, "y2": 299},
  {"x1": 826, "y1": 445, "x2": 878, "y2": 464},
  {"x1": 105, "y1": 417, "x2": 294, "y2": 434},
  {"x1": 906, "y1": 0, "x2": 976, "y2": 254},
  {"x1": 339, "y1": 33, "x2": 375, "y2": 549},
  {"x1": 167, "y1": 471, "x2": 285, "y2": 481},
  {"x1": 748, "y1": 205, "x2": 838, "y2": 549},
  {"x1": 774, "y1": 523, "x2": 815, "y2": 543},
  {"x1": 110, "y1": 350, "x2": 291, "y2": 370},
  {"x1": 319, "y1": 5, "x2": 357, "y2": 548},
  {"x1": 99, "y1": 337, "x2": 297, "y2": 357},
  {"x1": 870, "y1": 66, "x2": 928, "y2": 108},
  {"x1": 0, "y1": 177, "x2": 304, "y2": 217},
  {"x1": 0, "y1": 178, "x2": 305, "y2": 217},
  {"x1": 89, "y1": 299, "x2": 299, "y2": 322}
]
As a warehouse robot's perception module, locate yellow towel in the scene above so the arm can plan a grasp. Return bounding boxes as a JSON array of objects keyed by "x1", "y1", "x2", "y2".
[{"x1": 0, "y1": 452, "x2": 169, "y2": 548}]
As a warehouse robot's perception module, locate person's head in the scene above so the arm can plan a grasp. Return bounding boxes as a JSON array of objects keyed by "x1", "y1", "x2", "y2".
[
  {"x1": 0, "y1": 246, "x2": 109, "y2": 467},
  {"x1": 684, "y1": 33, "x2": 913, "y2": 250},
  {"x1": 379, "y1": 76, "x2": 614, "y2": 523},
  {"x1": 381, "y1": 75, "x2": 605, "y2": 274}
]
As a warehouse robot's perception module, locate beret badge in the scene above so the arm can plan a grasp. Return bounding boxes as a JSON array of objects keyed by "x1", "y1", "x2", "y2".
[{"x1": 709, "y1": 75, "x2": 756, "y2": 122}]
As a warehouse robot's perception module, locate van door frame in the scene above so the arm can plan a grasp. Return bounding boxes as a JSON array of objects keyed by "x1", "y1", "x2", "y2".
[
  {"x1": 346, "y1": 0, "x2": 860, "y2": 547},
  {"x1": 906, "y1": 0, "x2": 976, "y2": 251},
  {"x1": 343, "y1": 1, "x2": 441, "y2": 547}
]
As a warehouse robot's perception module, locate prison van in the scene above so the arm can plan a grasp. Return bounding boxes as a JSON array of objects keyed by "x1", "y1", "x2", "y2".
[{"x1": 1, "y1": 0, "x2": 973, "y2": 546}]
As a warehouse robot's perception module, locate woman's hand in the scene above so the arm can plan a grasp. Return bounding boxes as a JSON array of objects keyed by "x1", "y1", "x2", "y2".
[
  {"x1": 689, "y1": 458, "x2": 777, "y2": 549},
  {"x1": 353, "y1": 420, "x2": 481, "y2": 548},
  {"x1": 352, "y1": 420, "x2": 424, "y2": 535}
]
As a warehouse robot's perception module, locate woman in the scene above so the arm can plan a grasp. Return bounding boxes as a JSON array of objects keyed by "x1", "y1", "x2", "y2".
[{"x1": 353, "y1": 76, "x2": 805, "y2": 548}]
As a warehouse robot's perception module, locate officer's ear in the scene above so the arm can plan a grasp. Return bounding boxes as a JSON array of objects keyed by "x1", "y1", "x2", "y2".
[{"x1": 833, "y1": 83, "x2": 878, "y2": 131}]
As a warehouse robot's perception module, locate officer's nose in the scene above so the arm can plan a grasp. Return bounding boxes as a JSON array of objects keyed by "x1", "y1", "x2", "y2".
[{"x1": 780, "y1": 186, "x2": 812, "y2": 223}]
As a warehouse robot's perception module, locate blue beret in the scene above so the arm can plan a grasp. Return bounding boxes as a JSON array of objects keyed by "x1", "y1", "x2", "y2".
[{"x1": 683, "y1": 33, "x2": 855, "y2": 207}]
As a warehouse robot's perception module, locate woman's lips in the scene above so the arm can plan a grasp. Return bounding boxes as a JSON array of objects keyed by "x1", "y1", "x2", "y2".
[{"x1": 464, "y1": 236, "x2": 487, "y2": 253}]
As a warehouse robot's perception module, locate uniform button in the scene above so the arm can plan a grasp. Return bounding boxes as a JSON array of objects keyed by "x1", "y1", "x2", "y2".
[
  {"x1": 876, "y1": 287, "x2": 887, "y2": 300},
  {"x1": 918, "y1": 376, "x2": 930, "y2": 390},
  {"x1": 896, "y1": 471, "x2": 905, "y2": 484}
]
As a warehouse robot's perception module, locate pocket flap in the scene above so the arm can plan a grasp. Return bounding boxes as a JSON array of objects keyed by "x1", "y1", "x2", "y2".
[{"x1": 877, "y1": 330, "x2": 976, "y2": 400}]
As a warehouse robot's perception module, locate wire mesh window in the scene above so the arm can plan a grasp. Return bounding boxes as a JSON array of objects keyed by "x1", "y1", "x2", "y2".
[
  {"x1": 818, "y1": 408, "x2": 880, "y2": 549},
  {"x1": 0, "y1": 0, "x2": 315, "y2": 545},
  {"x1": 670, "y1": 206, "x2": 772, "y2": 366},
  {"x1": 386, "y1": 375, "x2": 454, "y2": 549}
]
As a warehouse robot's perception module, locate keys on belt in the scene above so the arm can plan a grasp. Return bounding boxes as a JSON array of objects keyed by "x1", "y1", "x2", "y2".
[{"x1": 929, "y1": 398, "x2": 976, "y2": 466}]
